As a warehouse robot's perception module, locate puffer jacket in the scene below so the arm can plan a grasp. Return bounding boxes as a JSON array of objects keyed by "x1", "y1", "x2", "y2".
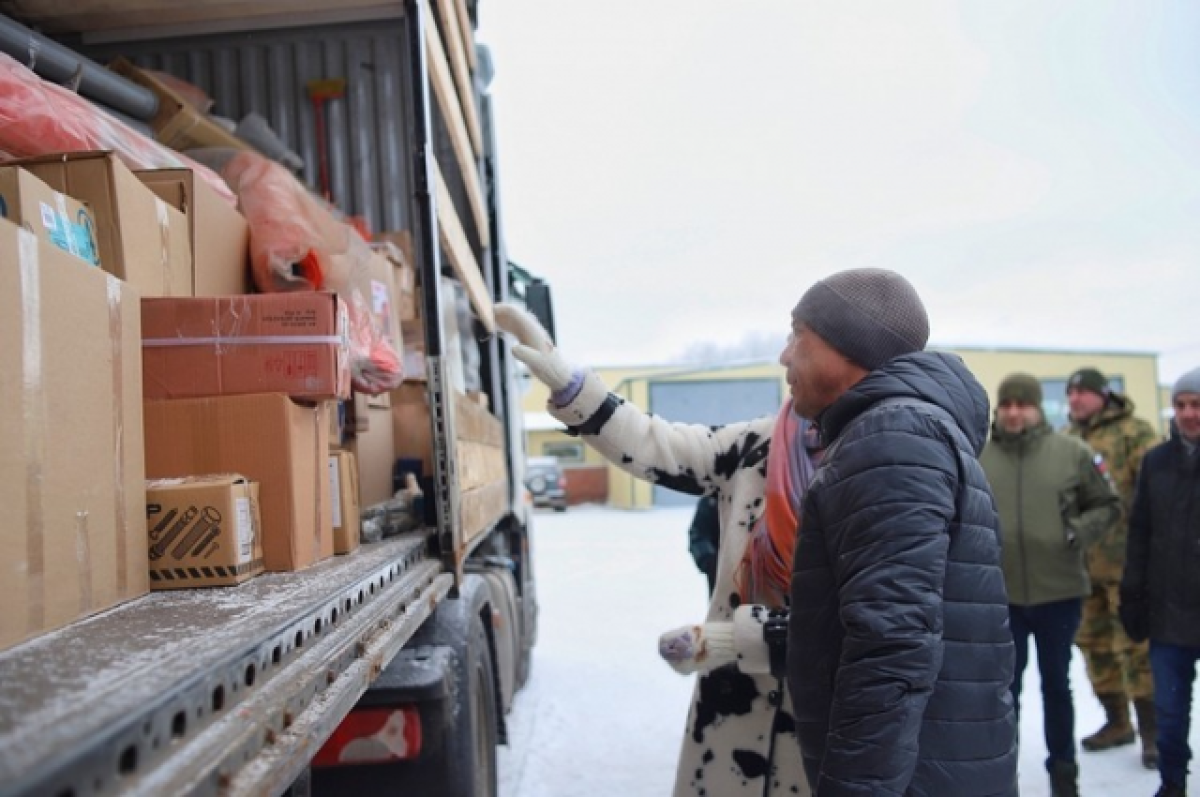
[
  {"x1": 1122, "y1": 426, "x2": 1200, "y2": 648},
  {"x1": 982, "y1": 420, "x2": 1120, "y2": 606},
  {"x1": 787, "y1": 351, "x2": 1017, "y2": 797},
  {"x1": 548, "y1": 371, "x2": 810, "y2": 797}
]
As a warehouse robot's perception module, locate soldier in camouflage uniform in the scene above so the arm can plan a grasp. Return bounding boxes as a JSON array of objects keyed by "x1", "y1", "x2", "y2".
[{"x1": 1065, "y1": 367, "x2": 1162, "y2": 769}]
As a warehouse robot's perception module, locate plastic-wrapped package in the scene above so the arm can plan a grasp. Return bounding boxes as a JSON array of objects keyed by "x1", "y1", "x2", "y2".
[
  {"x1": 220, "y1": 150, "x2": 403, "y2": 394},
  {"x1": 0, "y1": 53, "x2": 235, "y2": 205}
]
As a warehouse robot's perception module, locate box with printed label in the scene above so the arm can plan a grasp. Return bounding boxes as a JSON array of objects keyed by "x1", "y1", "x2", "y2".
[
  {"x1": 143, "y1": 393, "x2": 333, "y2": 572},
  {"x1": 136, "y1": 168, "x2": 251, "y2": 296},
  {"x1": 145, "y1": 476, "x2": 263, "y2": 588},
  {"x1": 141, "y1": 292, "x2": 351, "y2": 401},
  {"x1": 0, "y1": 220, "x2": 147, "y2": 654},
  {"x1": 13, "y1": 151, "x2": 192, "y2": 297},
  {"x1": 329, "y1": 451, "x2": 361, "y2": 555},
  {"x1": 0, "y1": 166, "x2": 100, "y2": 267}
]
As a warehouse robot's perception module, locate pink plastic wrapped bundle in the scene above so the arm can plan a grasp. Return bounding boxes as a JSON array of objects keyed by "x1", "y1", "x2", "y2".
[
  {"x1": 222, "y1": 150, "x2": 404, "y2": 394},
  {"x1": 0, "y1": 52, "x2": 235, "y2": 205}
]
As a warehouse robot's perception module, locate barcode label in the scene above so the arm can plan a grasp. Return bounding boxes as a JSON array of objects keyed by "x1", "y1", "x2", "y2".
[{"x1": 236, "y1": 498, "x2": 253, "y2": 561}]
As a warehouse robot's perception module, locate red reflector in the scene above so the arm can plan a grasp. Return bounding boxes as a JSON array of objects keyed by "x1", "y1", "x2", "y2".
[{"x1": 312, "y1": 707, "x2": 422, "y2": 767}]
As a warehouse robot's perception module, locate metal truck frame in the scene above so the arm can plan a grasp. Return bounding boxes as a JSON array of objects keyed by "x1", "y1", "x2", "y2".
[{"x1": 0, "y1": 2, "x2": 541, "y2": 795}]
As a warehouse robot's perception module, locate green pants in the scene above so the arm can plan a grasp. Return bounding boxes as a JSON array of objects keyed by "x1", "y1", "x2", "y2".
[{"x1": 1076, "y1": 582, "x2": 1154, "y2": 700}]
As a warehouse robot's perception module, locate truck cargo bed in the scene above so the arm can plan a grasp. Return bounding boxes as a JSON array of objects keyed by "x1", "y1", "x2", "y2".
[{"x1": 0, "y1": 534, "x2": 452, "y2": 797}]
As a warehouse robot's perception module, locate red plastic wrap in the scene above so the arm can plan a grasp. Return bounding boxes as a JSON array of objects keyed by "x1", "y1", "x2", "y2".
[
  {"x1": 0, "y1": 52, "x2": 235, "y2": 205},
  {"x1": 221, "y1": 150, "x2": 403, "y2": 394}
]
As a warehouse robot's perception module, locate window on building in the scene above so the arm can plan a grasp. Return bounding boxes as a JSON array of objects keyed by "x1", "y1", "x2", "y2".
[
  {"x1": 543, "y1": 441, "x2": 585, "y2": 463},
  {"x1": 1041, "y1": 375, "x2": 1125, "y2": 430}
]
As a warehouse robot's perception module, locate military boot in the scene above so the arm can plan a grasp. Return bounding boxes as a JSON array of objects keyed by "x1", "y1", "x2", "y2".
[
  {"x1": 1082, "y1": 693, "x2": 1136, "y2": 751},
  {"x1": 1155, "y1": 782, "x2": 1187, "y2": 797},
  {"x1": 1048, "y1": 759, "x2": 1079, "y2": 797},
  {"x1": 1135, "y1": 698, "x2": 1159, "y2": 770}
]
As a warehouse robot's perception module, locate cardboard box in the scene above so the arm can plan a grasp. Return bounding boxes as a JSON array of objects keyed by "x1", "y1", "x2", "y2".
[
  {"x1": 365, "y1": 250, "x2": 403, "y2": 406},
  {"x1": 142, "y1": 292, "x2": 351, "y2": 401},
  {"x1": 109, "y1": 59, "x2": 252, "y2": 154},
  {"x1": 372, "y1": 237, "x2": 417, "y2": 321},
  {"x1": 137, "y1": 168, "x2": 251, "y2": 296},
  {"x1": 146, "y1": 476, "x2": 264, "y2": 588},
  {"x1": 0, "y1": 220, "x2": 147, "y2": 653},
  {"x1": 348, "y1": 402, "x2": 396, "y2": 507},
  {"x1": 0, "y1": 166, "x2": 100, "y2": 267},
  {"x1": 143, "y1": 394, "x2": 333, "y2": 572},
  {"x1": 329, "y1": 452, "x2": 361, "y2": 555},
  {"x1": 15, "y1": 151, "x2": 193, "y2": 297}
]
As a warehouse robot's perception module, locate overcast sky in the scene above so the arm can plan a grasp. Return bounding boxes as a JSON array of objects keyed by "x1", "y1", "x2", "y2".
[{"x1": 478, "y1": 1, "x2": 1200, "y2": 383}]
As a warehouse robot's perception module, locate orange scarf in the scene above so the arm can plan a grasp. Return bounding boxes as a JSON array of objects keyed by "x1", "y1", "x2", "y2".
[{"x1": 736, "y1": 403, "x2": 818, "y2": 606}]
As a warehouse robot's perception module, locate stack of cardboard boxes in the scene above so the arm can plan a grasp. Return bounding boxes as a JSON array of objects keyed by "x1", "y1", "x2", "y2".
[{"x1": 0, "y1": 150, "x2": 402, "y2": 653}]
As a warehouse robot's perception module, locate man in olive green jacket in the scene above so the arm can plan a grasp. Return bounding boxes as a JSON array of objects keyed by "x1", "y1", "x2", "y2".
[
  {"x1": 981, "y1": 373, "x2": 1120, "y2": 797},
  {"x1": 1064, "y1": 367, "x2": 1161, "y2": 767}
]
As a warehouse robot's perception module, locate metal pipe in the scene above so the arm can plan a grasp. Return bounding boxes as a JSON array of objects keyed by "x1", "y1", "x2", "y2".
[{"x1": 0, "y1": 13, "x2": 158, "y2": 120}]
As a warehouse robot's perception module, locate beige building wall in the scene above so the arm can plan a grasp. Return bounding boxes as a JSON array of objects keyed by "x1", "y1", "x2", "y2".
[{"x1": 520, "y1": 350, "x2": 1164, "y2": 509}]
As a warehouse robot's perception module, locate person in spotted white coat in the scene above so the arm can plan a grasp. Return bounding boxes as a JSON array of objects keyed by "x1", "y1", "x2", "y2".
[{"x1": 496, "y1": 303, "x2": 814, "y2": 797}]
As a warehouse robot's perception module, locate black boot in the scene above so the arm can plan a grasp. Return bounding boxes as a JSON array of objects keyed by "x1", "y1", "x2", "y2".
[
  {"x1": 1154, "y1": 782, "x2": 1186, "y2": 797},
  {"x1": 1135, "y1": 698, "x2": 1159, "y2": 770},
  {"x1": 1047, "y1": 759, "x2": 1079, "y2": 797}
]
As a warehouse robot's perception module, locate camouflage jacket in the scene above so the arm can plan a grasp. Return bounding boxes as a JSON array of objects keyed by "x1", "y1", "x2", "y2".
[{"x1": 1066, "y1": 394, "x2": 1160, "y2": 583}]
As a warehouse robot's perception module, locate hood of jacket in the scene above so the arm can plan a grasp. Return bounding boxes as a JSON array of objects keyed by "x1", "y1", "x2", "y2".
[
  {"x1": 1071, "y1": 391, "x2": 1136, "y2": 433},
  {"x1": 817, "y1": 350, "x2": 991, "y2": 455}
]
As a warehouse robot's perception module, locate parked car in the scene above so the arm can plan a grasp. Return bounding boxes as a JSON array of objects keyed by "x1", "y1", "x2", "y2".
[{"x1": 525, "y1": 457, "x2": 568, "y2": 511}]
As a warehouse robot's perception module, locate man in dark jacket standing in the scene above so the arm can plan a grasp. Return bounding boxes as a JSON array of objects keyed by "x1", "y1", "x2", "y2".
[
  {"x1": 1120, "y1": 366, "x2": 1200, "y2": 797},
  {"x1": 980, "y1": 373, "x2": 1120, "y2": 797},
  {"x1": 783, "y1": 268, "x2": 1017, "y2": 796}
]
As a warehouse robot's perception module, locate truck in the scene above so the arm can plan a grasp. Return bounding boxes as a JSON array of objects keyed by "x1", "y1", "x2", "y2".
[{"x1": 0, "y1": 2, "x2": 550, "y2": 795}]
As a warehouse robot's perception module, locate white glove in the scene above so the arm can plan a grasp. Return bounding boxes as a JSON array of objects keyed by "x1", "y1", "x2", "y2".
[
  {"x1": 657, "y1": 622, "x2": 736, "y2": 675},
  {"x1": 494, "y1": 302, "x2": 574, "y2": 393}
]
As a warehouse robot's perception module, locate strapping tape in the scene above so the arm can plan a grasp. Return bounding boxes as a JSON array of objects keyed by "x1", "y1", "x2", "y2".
[
  {"x1": 108, "y1": 277, "x2": 128, "y2": 597},
  {"x1": 19, "y1": 231, "x2": 46, "y2": 634},
  {"x1": 155, "y1": 198, "x2": 172, "y2": 296},
  {"x1": 142, "y1": 335, "x2": 344, "y2": 348}
]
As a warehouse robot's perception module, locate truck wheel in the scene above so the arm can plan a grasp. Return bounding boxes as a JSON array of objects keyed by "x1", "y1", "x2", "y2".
[{"x1": 463, "y1": 614, "x2": 499, "y2": 797}]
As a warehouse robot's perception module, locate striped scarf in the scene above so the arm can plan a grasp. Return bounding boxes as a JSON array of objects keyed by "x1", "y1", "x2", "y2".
[{"x1": 737, "y1": 403, "x2": 818, "y2": 606}]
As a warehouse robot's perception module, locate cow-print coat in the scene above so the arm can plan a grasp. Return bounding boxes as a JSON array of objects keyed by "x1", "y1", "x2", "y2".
[{"x1": 549, "y1": 371, "x2": 811, "y2": 797}]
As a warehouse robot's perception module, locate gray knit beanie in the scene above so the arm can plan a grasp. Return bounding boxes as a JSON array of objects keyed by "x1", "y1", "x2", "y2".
[
  {"x1": 1173, "y1": 366, "x2": 1200, "y2": 400},
  {"x1": 792, "y1": 268, "x2": 930, "y2": 370}
]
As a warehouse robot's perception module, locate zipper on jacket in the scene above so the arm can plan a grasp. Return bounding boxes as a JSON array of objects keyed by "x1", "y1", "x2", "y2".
[
  {"x1": 1016, "y1": 440, "x2": 1031, "y2": 604},
  {"x1": 763, "y1": 680, "x2": 784, "y2": 797}
]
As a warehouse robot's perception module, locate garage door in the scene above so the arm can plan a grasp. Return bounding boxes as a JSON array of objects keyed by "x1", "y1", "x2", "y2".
[{"x1": 649, "y1": 378, "x2": 781, "y2": 506}]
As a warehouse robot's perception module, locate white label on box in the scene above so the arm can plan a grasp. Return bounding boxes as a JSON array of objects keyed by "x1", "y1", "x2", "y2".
[
  {"x1": 371, "y1": 280, "x2": 389, "y2": 314},
  {"x1": 329, "y1": 456, "x2": 343, "y2": 529},
  {"x1": 236, "y1": 497, "x2": 253, "y2": 562},
  {"x1": 39, "y1": 202, "x2": 58, "y2": 231}
]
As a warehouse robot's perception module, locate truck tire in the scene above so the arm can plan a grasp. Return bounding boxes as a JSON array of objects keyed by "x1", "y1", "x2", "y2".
[{"x1": 454, "y1": 613, "x2": 499, "y2": 797}]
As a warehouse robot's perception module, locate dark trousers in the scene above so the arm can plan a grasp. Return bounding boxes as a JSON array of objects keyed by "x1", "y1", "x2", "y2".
[
  {"x1": 1150, "y1": 640, "x2": 1200, "y2": 786},
  {"x1": 1009, "y1": 598, "x2": 1083, "y2": 766}
]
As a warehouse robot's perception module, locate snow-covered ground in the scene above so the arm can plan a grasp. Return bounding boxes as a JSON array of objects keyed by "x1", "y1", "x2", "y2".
[{"x1": 499, "y1": 505, "x2": 1198, "y2": 797}]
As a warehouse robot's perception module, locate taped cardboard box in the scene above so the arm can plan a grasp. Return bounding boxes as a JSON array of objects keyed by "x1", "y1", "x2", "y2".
[
  {"x1": 329, "y1": 452, "x2": 361, "y2": 555},
  {"x1": 14, "y1": 151, "x2": 192, "y2": 298},
  {"x1": 144, "y1": 394, "x2": 333, "y2": 572},
  {"x1": 136, "y1": 168, "x2": 251, "y2": 296},
  {"x1": 0, "y1": 166, "x2": 100, "y2": 267},
  {"x1": 109, "y1": 59, "x2": 252, "y2": 154},
  {"x1": 142, "y1": 292, "x2": 351, "y2": 401},
  {"x1": 0, "y1": 220, "x2": 147, "y2": 653},
  {"x1": 348, "y1": 401, "x2": 396, "y2": 508},
  {"x1": 146, "y1": 476, "x2": 263, "y2": 588}
]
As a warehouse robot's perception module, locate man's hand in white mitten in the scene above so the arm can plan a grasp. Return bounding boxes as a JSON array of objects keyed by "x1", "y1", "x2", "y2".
[
  {"x1": 657, "y1": 622, "x2": 736, "y2": 676},
  {"x1": 493, "y1": 302, "x2": 574, "y2": 393}
]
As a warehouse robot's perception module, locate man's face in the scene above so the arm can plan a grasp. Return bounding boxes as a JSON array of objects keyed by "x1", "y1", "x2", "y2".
[
  {"x1": 996, "y1": 400, "x2": 1042, "y2": 435},
  {"x1": 1067, "y1": 386, "x2": 1106, "y2": 422},
  {"x1": 1174, "y1": 392, "x2": 1200, "y2": 442},
  {"x1": 779, "y1": 322, "x2": 861, "y2": 419}
]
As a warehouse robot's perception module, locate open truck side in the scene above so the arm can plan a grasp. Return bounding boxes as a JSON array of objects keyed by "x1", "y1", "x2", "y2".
[{"x1": 0, "y1": 2, "x2": 543, "y2": 795}]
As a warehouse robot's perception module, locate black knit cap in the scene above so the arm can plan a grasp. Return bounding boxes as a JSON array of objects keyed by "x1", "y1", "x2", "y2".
[
  {"x1": 998, "y1": 373, "x2": 1043, "y2": 407},
  {"x1": 1067, "y1": 367, "x2": 1108, "y2": 397},
  {"x1": 791, "y1": 268, "x2": 929, "y2": 370}
]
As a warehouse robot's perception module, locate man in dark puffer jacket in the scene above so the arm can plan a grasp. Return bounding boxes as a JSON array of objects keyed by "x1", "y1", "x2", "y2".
[{"x1": 783, "y1": 268, "x2": 1017, "y2": 796}]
